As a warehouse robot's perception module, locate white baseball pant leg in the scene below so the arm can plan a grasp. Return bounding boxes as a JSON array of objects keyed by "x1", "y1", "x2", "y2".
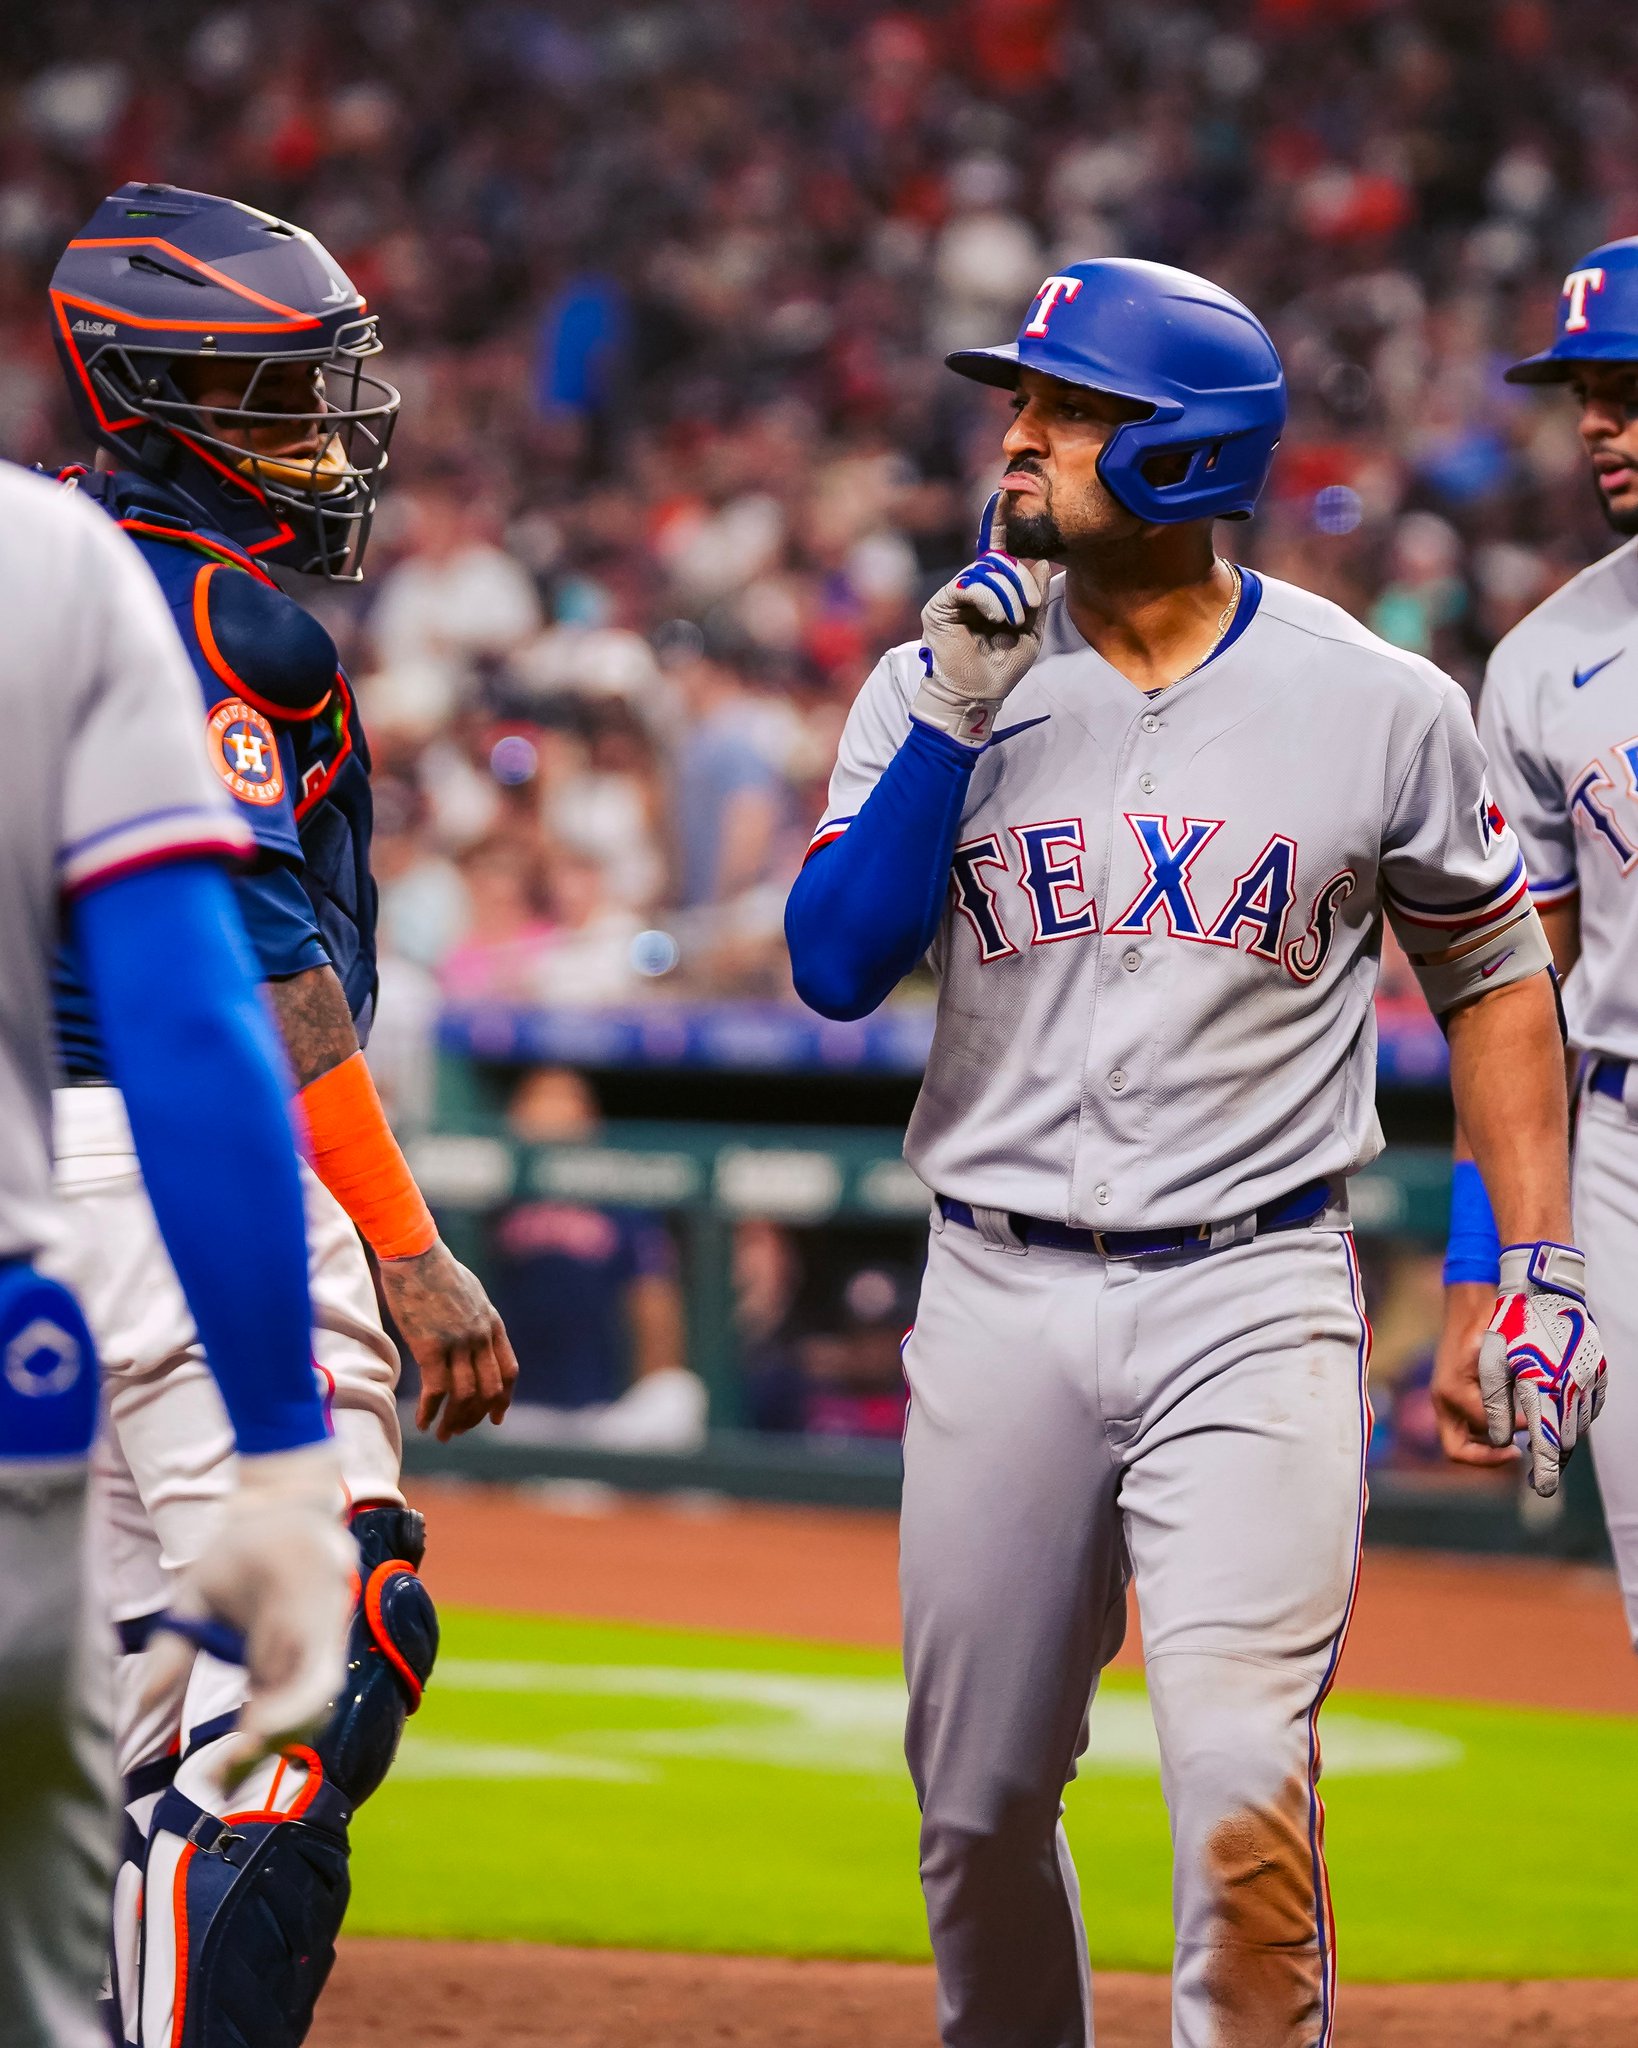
[
  {"x1": 901, "y1": 1208, "x2": 1369, "y2": 2048},
  {"x1": 1572, "y1": 1079, "x2": 1638, "y2": 1650},
  {"x1": 0, "y1": 1466, "x2": 113, "y2": 2048},
  {"x1": 53, "y1": 1083, "x2": 403, "y2": 2047}
]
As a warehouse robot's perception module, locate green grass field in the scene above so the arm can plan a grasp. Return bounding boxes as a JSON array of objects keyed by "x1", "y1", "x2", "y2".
[{"x1": 349, "y1": 1607, "x2": 1638, "y2": 1979}]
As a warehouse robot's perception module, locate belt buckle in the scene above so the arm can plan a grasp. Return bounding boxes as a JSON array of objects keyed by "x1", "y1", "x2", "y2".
[{"x1": 1090, "y1": 1229, "x2": 1111, "y2": 1258}]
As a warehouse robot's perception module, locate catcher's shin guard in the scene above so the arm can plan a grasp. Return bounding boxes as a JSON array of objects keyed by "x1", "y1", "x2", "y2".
[
  {"x1": 137, "y1": 1506, "x2": 437, "y2": 2046},
  {"x1": 325, "y1": 1505, "x2": 439, "y2": 1804}
]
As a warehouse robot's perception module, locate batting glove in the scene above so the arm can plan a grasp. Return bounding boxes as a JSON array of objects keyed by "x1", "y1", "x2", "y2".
[
  {"x1": 133, "y1": 1439, "x2": 356, "y2": 1791},
  {"x1": 912, "y1": 493, "x2": 1051, "y2": 747},
  {"x1": 1479, "y1": 1242, "x2": 1607, "y2": 1498}
]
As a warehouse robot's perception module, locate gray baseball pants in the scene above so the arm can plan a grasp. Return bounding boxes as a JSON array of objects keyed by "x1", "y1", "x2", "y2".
[
  {"x1": 1573, "y1": 1079, "x2": 1638, "y2": 1649},
  {"x1": 901, "y1": 1204, "x2": 1370, "y2": 2048},
  {"x1": 0, "y1": 1467, "x2": 114, "y2": 2048}
]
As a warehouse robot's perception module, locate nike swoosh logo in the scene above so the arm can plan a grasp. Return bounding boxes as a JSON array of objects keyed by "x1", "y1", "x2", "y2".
[
  {"x1": 1572, "y1": 652, "x2": 1623, "y2": 689},
  {"x1": 989, "y1": 715, "x2": 1050, "y2": 747},
  {"x1": 1480, "y1": 950, "x2": 1516, "y2": 980}
]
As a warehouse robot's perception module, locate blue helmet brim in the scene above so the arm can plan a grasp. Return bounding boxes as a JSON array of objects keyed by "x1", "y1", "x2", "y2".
[
  {"x1": 1505, "y1": 340, "x2": 1638, "y2": 385},
  {"x1": 945, "y1": 343, "x2": 1025, "y2": 390},
  {"x1": 945, "y1": 341, "x2": 1171, "y2": 417}
]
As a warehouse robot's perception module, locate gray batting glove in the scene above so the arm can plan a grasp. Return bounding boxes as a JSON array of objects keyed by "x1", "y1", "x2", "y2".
[
  {"x1": 133, "y1": 1439, "x2": 356, "y2": 1791},
  {"x1": 912, "y1": 492, "x2": 1051, "y2": 747},
  {"x1": 1478, "y1": 1242, "x2": 1607, "y2": 1498}
]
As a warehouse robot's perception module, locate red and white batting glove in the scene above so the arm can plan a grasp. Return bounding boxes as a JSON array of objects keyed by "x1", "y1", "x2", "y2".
[
  {"x1": 912, "y1": 492, "x2": 1051, "y2": 748},
  {"x1": 1479, "y1": 1242, "x2": 1607, "y2": 1498}
]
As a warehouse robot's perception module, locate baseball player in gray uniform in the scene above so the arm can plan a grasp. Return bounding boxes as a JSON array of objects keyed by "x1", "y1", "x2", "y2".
[
  {"x1": 1436, "y1": 236, "x2": 1638, "y2": 1648},
  {"x1": 787, "y1": 261, "x2": 1606, "y2": 2048},
  {"x1": 0, "y1": 460, "x2": 352, "y2": 2048}
]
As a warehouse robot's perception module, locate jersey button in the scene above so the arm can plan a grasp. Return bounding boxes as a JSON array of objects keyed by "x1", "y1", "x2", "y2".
[
  {"x1": 1122, "y1": 949, "x2": 1141, "y2": 973},
  {"x1": 1141, "y1": 713, "x2": 1161, "y2": 733},
  {"x1": 1139, "y1": 773, "x2": 1156, "y2": 795},
  {"x1": 1109, "y1": 1070, "x2": 1127, "y2": 1092},
  {"x1": 1094, "y1": 1184, "x2": 1112, "y2": 1205}
]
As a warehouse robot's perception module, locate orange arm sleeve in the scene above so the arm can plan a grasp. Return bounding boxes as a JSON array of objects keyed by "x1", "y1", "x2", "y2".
[{"x1": 296, "y1": 1051, "x2": 436, "y2": 1261}]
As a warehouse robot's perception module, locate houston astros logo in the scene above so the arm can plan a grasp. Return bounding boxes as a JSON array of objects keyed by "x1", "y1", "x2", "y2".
[{"x1": 206, "y1": 698, "x2": 285, "y2": 805}]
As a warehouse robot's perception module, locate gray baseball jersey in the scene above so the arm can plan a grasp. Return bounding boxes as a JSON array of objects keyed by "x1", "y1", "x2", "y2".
[
  {"x1": 816, "y1": 571, "x2": 1527, "y2": 1229},
  {"x1": 1480, "y1": 537, "x2": 1638, "y2": 1060},
  {"x1": 1481, "y1": 535, "x2": 1638, "y2": 1651},
  {"x1": 0, "y1": 463, "x2": 251, "y2": 1264}
]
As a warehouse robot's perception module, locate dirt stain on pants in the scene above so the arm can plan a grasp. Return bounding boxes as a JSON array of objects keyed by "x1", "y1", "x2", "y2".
[{"x1": 1202, "y1": 1773, "x2": 1326, "y2": 2048}]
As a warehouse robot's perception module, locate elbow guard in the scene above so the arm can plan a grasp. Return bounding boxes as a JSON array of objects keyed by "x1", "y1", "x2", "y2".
[{"x1": 1410, "y1": 903, "x2": 1553, "y2": 1016}]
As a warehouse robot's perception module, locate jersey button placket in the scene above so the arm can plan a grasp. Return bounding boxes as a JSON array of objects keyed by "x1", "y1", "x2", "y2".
[
  {"x1": 1122, "y1": 949, "x2": 1141, "y2": 973},
  {"x1": 1139, "y1": 773, "x2": 1155, "y2": 795}
]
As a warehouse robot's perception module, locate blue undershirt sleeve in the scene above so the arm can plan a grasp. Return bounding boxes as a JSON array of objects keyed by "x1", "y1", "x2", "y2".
[
  {"x1": 71, "y1": 858, "x2": 328, "y2": 1457},
  {"x1": 785, "y1": 718, "x2": 979, "y2": 1020},
  {"x1": 1443, "y1": 1157, "x2": 1502, "y2": 1287}
]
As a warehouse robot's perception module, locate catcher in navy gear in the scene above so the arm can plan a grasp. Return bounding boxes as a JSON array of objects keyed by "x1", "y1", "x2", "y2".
[
  {"x1": 47, "y1": 184, "x2": 517, "y2": 2048},
  {"x1": 51, "y1": 180, "x2": 396, "y2": 580}
]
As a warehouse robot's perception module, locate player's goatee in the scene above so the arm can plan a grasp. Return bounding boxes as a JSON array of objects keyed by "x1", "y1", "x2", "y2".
[
  {"x1": 1003, "y1": 505, "x2": 1065, "y2": 558},
  {"x1": 1596, "y1": 475, "x2": 1638, "y2": 538}
]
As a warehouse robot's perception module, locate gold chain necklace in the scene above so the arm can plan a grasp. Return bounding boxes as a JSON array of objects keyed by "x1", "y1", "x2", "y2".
[
  {"x1": 1173, "y1": 558, "x2": 1242, "y2": 684},
  {"x1": 1208, "y1": 557, "x2": 1242, "y2": 649}
]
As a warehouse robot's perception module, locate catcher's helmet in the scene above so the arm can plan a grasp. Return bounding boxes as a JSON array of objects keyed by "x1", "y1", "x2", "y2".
[
  {"x1": 946, "y1": 259, "x2": 1286, "y2": 524},
  {"x1": 1506, "y1": 237, "x2": 1638, "y2": 385},
  {"x1": 50, "y1": 182, "x2": 398, "y2": 578}
]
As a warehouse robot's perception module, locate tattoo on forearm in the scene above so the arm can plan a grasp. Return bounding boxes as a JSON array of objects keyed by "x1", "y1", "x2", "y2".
[{"x1": 265, "y1": 965, "x2": 361, "y2": 1089}]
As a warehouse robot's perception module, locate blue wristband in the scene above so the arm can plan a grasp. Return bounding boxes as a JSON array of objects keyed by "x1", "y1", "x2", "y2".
[{"x1": 1443, "y1": 1159, "x2": 1501, "y2": 1287}]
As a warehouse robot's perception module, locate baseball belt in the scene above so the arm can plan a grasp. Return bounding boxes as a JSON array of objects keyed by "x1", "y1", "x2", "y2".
[{"x1": 936, "y1": 1177, "x2": 1333, "y2": 1262}]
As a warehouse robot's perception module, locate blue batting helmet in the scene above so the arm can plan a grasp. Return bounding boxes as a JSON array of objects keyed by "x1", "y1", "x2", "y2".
[
  {"x1": 1506, "y1": 238, "x2": 1638, "y2": 384},
  {"x1": 50, "y1": 182, "x2": 399, "y2": 578},
  {"x1": 946, "y1": 259, "x2": 1286, "y2": 523}
]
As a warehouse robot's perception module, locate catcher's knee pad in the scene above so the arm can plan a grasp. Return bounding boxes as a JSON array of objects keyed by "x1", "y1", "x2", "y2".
[{"x1": 318, "y1": 1503, "x2": 438, "y2": 1803}]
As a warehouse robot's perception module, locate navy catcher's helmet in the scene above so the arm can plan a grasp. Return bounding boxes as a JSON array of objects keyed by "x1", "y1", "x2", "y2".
[
  {"x1": 946, "y1": 259, "x2": 1286, "y2": 524},
  {"x1": 1506, "y1": 238, "x2": 1638, "y2": 384},
  {"x1": 50, "y1": 182, "x2": 398, "y2": 578}
]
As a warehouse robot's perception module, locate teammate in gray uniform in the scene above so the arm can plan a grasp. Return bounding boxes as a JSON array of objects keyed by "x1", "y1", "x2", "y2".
[
  {"x1": 1436, "y1": 236, "x2": 1638, "y2": 1646},
  {"x1": 0, "y1": 460, "x2": 353, "y2": 2048},
  {"x1": 787, "y1": 261, "x2": 1606, "y2": 2048}
]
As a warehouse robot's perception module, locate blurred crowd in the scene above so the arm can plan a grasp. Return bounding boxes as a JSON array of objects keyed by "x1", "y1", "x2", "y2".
[{"x1": 2, "y1": 0, "x2": 1635, "y2": 1016}]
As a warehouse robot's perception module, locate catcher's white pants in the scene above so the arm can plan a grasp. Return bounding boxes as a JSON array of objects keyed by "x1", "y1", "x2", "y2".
[
  {"x1": 901, "y1": 1205, "x2": 1369, "y2": 2048},
  {"x1": 50, "y1": 1083, "x2": 403, "y2": 2048},
  {"x1": 1572, "y1": 1079, "x2": 1638, "y2": 1650}
]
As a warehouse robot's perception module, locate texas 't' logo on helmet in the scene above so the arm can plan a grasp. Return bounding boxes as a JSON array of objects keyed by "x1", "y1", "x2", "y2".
[{"x1": 206, "y1": 699, "x2": 285, "y2": 806}]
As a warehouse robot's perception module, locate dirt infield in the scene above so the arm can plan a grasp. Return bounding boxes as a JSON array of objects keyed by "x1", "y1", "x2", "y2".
[
  {"x1": 315, "y1": 1482, "x2": 1637, "y2": 2046},
  {"x1": 408, "y1": 1479, "x2": 1637, "y2": 1712},
  {"x1": 313, "y1": 1941, "x2": 1638, "y2": 2047}
]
